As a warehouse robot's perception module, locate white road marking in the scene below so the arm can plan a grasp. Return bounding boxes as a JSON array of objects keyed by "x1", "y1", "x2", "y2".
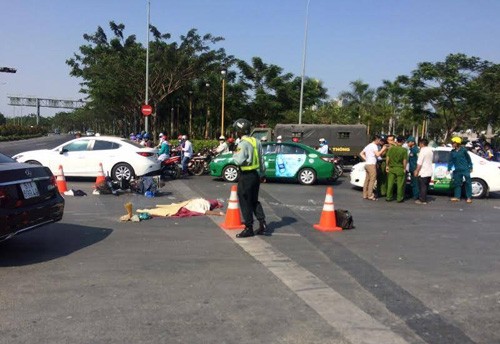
[
  {"x1": 226, "y1": 232, "x2": 409, "y2": 344},
  {"x1": 173, "y1": 181, "x2": 409, "y2": 343}
]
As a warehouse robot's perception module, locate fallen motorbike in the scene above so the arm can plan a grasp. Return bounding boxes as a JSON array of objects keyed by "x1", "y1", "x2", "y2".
[{"x1": 160, "y1": 151, "x2": 182, "y2": 180}]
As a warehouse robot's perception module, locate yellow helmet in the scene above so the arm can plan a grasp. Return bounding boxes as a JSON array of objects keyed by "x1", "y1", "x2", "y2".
[{"x1": 451, "y1": 137, "x2": 462, "y2": 144}]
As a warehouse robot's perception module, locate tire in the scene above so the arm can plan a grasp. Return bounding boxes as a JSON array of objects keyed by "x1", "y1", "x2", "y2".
[
  {"x1": 222, "y1": 165, "x2": 240, "y2": 182},
  {"x1": 298, "y1": 168, "x2": 317, "y2": 185},
  {"x1": 193, "y1": 161, "x2": 205, "y2": 176},
  {"x1": 172, "y1": 165, "x2": 181, "y2": 179},
  {"x1": 471, "y1": 178, "x2": 488, "y2": 198},
  {"x1": 112, "y1": 163, "x2": 135, "y2": 181},
  {"x1": 26, "y1": 160, "x2": 42, "y2": 165}
]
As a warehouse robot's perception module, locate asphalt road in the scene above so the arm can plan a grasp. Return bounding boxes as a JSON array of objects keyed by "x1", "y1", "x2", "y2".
[{"x1": 1, "y1": 137, "x2": 499, "y2": 344}]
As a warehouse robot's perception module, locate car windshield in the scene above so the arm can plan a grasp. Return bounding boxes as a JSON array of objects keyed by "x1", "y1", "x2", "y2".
[{"x1": 0, "y1": 152, "x2": 16, "y2": 163}]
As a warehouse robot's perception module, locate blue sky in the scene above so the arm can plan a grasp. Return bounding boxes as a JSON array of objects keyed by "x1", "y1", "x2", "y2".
[{"x1": 1, "y1": 0, "x2": 499, "y2": 118}]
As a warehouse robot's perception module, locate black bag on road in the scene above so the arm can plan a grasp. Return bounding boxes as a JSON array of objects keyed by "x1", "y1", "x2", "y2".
[{"x1": 335, "y1": 209, "x2": 354, "y2": 229}]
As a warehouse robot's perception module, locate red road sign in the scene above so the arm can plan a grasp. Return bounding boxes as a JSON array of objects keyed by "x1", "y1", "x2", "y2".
[{"x1": 141, "y1": 104, "x2": 153, "y2": 116}]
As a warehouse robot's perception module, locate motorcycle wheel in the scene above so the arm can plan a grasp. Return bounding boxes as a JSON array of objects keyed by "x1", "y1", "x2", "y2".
[
  {"x1": 172, "y1": 165, "x2": 182, "y2": 179},
  {"x1": 193, "y1": 161, "x2": 205, "y2": 176}
]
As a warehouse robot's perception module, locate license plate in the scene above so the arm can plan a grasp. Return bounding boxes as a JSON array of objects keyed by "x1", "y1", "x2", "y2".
[{"x1": 20, "y1": 181, "x2": 40, "y2": 199}]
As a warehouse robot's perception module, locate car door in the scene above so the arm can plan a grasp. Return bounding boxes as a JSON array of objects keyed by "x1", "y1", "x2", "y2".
[
  {"x1": 275, "y1": 144, "x2": 306, "y2": 178},
  {"x1": 56, "y1": 139, "x2": 92, "y2": 176},
  {"x1": 86, "y1": 139, "x2": 121, "y2": 177},
  {"x1": 431, "y1": 150, "x2": 452, "y2": 191}
]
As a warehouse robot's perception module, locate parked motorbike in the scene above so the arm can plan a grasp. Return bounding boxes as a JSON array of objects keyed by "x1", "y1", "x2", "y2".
[
  {"x1": 160, "y1": 152, "x2": 182, "y2": 180},
  {"x1": 333, "y1": 156, "x2": 344, "y2": 178},
  {"x1": 189, "y1": 148, "x2": 215, "y2": 176}
]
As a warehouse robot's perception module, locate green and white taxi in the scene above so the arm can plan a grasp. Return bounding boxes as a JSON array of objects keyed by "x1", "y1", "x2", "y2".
[{"x1": 209, "y1": 141, "x2": 339, "y2": 185}]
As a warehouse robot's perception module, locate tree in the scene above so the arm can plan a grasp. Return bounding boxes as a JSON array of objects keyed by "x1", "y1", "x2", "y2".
[
  {"x1": 404, "y1": 53, "x2": 491, "y2": 140},
  {"x1": 0, "y1": 113, "x2": 6, "y2": 125},
  {"x1": 339, "y1": 80, "x2": 376, "y2": 132}
]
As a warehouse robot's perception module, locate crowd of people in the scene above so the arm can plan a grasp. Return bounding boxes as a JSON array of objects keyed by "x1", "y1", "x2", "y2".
[{"x1": 360, "y1": 134, "x2": 478, "y2": 204}]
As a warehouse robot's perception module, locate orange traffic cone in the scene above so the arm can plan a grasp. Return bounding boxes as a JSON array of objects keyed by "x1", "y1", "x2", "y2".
[
  {"x1": 56, "y1": 165, "x2": 68, "y2": 193},
  {"x1": 313, "y1": 187, "x2": 342, "y2": 232},
  {"x1": 95, "y1": 162, "x2": 106, "y2": 186},
  {"x1": 220, "y1": 185, "x2": 245, "y2": 230}
]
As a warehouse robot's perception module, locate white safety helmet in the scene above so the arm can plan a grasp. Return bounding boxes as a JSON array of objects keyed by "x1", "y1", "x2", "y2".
[
  {"x1": 219, "y1": 135, "x2": 225, "y2": 140},
  {"x1": 319, "y1": 138, "x2": 326, "y2": 142},
  {"x1": 277, "y1": 135, "x2": 282, "y2": 140},
  {"x1": 261, "y1": 136, "x2": 268, "y2": 142},
  {"x1": 181, "y1": 134, "x2": 187, "y2": 140},
  {"x1": 159, "y1": 132, "x2": 164, "y2": 138}
]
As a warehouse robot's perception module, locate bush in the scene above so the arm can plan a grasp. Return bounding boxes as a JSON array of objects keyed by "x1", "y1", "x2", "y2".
[{"x1": 0, "y1": 125, "x2": 47, "y2": 141}]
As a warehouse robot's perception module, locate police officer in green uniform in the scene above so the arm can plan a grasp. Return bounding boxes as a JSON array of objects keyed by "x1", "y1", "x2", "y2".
[
  {"x1": 407, "y1": 136, "x2": 419, "y2": 200},
  {"x1": 386, "y1": 136, "x2": 408, "y2": 202},
  {"x1": 448, "y1": 136, "x2": 473, "y2": 203},
  {"x1": 377, "y1": 134, "x2": 393, "y2": 197},
  {"x1": 232, "y1": 118, "x2": 268, "y2": 238}
]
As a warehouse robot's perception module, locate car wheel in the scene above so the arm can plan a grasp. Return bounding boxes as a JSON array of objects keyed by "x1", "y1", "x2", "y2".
[
  {"x1": 112, "y1": 163, "x2": 135, "y2": 181},
  {"x1": 471, "y1": 178, "x2": 488, "y2": 198},
  {"x1": 222, "y1": 165, "x2": 240, "y2": 182},
  {"x1": 298, "y1": 168, "x2": 316, "y2": 185},
  {"x1": 26, "y1": 160, "x2": 42, "y2": 165}
]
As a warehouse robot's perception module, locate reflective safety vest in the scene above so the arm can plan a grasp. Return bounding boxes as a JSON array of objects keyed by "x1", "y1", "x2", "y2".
[{"x1": 240, "y1": 137, "x2": 260, "y2": 171}]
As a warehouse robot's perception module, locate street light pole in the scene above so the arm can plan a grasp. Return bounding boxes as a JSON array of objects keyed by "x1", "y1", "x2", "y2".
[
  {"x1": 205, "y1": 83, "x2": 210, "y2": 139},
  {"x1": 220, "y1": 66, "x2": 227, "y2": 136},
  {"x1": 298, "y1": 0, "x2": 311, "y2": 124},
  {"x1": 144, "y1": 0, "x2": 151, "y2": 133},
  {"x1": 189, "y1": 90, "x2": 193, "y2": 138}
]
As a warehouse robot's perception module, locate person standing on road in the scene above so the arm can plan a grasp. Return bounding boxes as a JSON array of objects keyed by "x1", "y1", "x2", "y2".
[
  {"x1": 413, "y1": 138, "x2": 433, "y2": 204},
  {"x1": 181, "y1": 134, "x2": 193, "y2": 176},
  {"x1": 377, "y1": 134, "x2": 395, "y2": 198},
  {"x1": 386, "y1": 136, "x2": 408, "y2": 202},
  {"x1": 407, "y1": 136, "x2": 419, "y2": 200},
  {"x1": 232, "y1": 118, "x2": 267, "y2": 238},
  {"x1": 360, "y1": 135, "x2": 385, "y2": 200},
  {"x1": 448, "y1": 136, "x2": 473, "y2": 203}
]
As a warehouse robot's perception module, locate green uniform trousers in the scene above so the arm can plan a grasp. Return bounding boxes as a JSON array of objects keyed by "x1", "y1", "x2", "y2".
[{"x1": 386, "y1": 167, "x2": 406, "y2": 202}]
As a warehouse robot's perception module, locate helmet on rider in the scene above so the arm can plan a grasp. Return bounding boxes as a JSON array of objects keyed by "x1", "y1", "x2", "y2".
[
  {"x1": 130, "y1": 135, "x2": 136, "y2": 141},
  {"x1": 143, "y1": 133, "x2": 150, "y2": 139},
  {"x1": 219, "y1": 135, "x2": 225, "y2": 141},
  {"x1": 136, "y1": 134, "x2": 143, "y2": 140},
  {"x1": 227, "y1": 137, "x2": 235, "y2": 143},
  {"x1": 181, "y1": 134, "x2": 187, "y2": 140},
  {"x1": 451, "y1": 137, "x2": 462, "y2": 144},
  {"x1": 233, "y1": 118, "x2": 251, "y2": 135}
]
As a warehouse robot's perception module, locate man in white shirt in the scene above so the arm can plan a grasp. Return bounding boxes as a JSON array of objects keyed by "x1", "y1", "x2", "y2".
[
  {"x1": 317, "y1": 138, "x2": 329, "y2": 154},
  {"x1": 413, "y1": 138, "x2": 433, "y2": 204},
  {"x1": 360, "y1": 135, "x2": 386, "y2": 200},
  {"x1": 181, "y1": 134, "x2": 193, "y2": 176}
]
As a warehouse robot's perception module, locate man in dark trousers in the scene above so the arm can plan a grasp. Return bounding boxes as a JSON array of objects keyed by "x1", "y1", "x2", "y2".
[
  {"x1": 232, "y1": 118, "x2": 267, "y2": 238},
  {"x1": 386, "y1": 136, "x2": 408, "y2": 202},
  {"x1": 448, "y1": 136, "x2": 473, "y2": 203}
]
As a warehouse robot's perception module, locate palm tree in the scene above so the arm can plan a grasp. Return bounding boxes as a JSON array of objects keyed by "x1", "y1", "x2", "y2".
[{"x1": 339, "y1": 80, "x2": 375, "y2": 132}]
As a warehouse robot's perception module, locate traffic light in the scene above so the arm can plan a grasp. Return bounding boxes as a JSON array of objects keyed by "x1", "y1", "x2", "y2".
[{"x1": 0, "y1": 67, "x2": 17, "y2": 73}]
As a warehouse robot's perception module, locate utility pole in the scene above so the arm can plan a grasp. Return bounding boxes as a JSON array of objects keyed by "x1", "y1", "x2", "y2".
[{"x1": 144, "y1": 0, "x2": 151, "y2": 133}]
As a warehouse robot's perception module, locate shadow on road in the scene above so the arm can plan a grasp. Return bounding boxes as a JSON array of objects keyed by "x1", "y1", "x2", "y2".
[{"x1": 0, "y1": 224, "x2": 112, "y2": 267}]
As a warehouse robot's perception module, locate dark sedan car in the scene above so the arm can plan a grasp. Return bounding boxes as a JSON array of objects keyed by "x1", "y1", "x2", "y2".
[{"x1": 0, "y1": 152, "x2": 64, "y2": 242}]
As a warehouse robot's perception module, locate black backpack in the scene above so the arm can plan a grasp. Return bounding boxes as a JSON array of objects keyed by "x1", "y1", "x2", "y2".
[{"x1": 335, "y1": 209, "x2": 354, "y2": 229}]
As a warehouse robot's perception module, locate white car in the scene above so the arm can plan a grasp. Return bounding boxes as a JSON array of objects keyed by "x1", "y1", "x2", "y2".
[
  {"x1": 13, "y1": 136, "x2": 161, "y2": 181},
  {"x1": 350, "y1": 147, "x2": 500, "y2": 198}
]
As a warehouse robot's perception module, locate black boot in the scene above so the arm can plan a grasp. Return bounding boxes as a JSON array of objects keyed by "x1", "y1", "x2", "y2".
[
  {"x1": 254, "y1": 221, "x2": 267, "y2": 235},
  {"x1": 236, "y1": 227, "x2": 254, "y2": 238}
]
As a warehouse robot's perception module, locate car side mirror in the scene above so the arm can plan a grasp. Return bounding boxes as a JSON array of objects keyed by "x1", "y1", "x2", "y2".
[{"x1": 59, "y1": 148, "x2": 68, "y2": 154}]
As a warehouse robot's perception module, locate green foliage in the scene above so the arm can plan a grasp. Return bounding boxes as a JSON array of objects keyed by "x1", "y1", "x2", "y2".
[
  {"x1": 192, "y1": 139, "x2": 219, "y2": 153},
  {"x1": 0, "y1": 113, "x2": 6, "y2": 125}
]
